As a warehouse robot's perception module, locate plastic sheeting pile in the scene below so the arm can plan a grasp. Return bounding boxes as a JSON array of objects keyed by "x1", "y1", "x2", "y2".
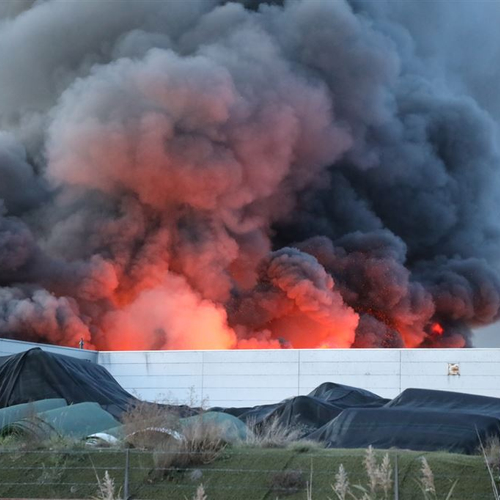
[{"x1": 1, "y1": 348, "x2": 499, "y2": 454}]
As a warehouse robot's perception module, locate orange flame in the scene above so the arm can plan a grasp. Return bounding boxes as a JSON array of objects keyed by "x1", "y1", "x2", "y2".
[{"x1": 430, "y1": 322, "x2": 444, "y2": 335}]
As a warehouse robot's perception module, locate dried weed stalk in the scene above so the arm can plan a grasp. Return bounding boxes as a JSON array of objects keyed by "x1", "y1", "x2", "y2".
[{"x1": 245, "y1": 416, "x2": 303, "y2": 448}]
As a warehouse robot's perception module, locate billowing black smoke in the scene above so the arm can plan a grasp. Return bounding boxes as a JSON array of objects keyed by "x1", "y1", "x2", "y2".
[{"x1": 0, "y1": 0, "x2": 499, "y2": 349}]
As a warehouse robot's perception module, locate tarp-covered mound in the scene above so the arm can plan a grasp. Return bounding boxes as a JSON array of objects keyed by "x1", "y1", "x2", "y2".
[
  {"x1": 220, "y1": 383, "x2": 500, "y2": 454},
  {"x1": 386, "y1": 388, "x2": 500, "y2": 418},
  {"x1": 308, "y1": 382, "x2": 389, "y2": 407},
  {"x1": 308, "y1": 406, "x2": 500, "y2": 454},
  {"x1": 0, "y1": 398, "x2": 67, "y2": 429},
  {"x1": 252, "y1": 396, "x2": 347, "y2": 436},
  {"x1": 181, "y1": 412, "x2": 249, "y2": 442},
  {"x1": 6, "y1": 402, "x2": 120, "y2": 441},
  {"x1": 304, "y1": 387, "x2": 500, "y2": 454},
  {"x1": 2, "y1": 348, "x2": 500, "y2": 454},
  {"x1": 216, "y1": 383, "x2": 388, "y2": 436},
  {"x1": 0, "y1": 348, "x2": 137, "y2": 418}
]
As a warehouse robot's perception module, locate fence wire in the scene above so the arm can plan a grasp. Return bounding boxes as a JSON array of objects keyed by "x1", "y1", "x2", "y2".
[{"x1": 0, "y1": 448, "x2": 497, "y2": 500}]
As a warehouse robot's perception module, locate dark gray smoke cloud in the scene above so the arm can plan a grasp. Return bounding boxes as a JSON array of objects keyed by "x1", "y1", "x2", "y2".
[{"x1": 0, "y1": 0, "x2": 499, "y2": 349}]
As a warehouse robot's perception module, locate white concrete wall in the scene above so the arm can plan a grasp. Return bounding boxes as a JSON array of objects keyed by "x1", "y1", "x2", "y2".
[
  {"x1": 0, "y1": 338, "x2": 97, "y2": 362},
  {"x1": 97, "y1": 348, "x2": 500, "y2": 406}
]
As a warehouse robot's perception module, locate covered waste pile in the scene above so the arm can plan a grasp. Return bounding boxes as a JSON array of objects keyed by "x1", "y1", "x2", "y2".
[
  {"x1": 0, "y1": 348, "x2": 136, "y2": 418},
  {"x1": 6, "y1": 402, "x2": 120, "y2": 441},
  {"x1": 1, "y1": 348, "x2": 500, "y2": 454},
  {"x1": 216, "y1": 383, "x2": 388, "y2": 437}
]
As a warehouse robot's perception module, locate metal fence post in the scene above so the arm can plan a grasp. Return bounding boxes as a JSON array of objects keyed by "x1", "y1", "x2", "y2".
[
  {"x1": 123, "y1": 448, "x2": 130, "y2": 500},
  {"x1": 394, "y1": 453, "x2": 399, "y2": 500}
]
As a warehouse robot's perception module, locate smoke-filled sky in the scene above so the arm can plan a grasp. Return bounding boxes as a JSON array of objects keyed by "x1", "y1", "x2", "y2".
[{"x1": 1, "y1": 0, "x2": 500, "y2": 350}]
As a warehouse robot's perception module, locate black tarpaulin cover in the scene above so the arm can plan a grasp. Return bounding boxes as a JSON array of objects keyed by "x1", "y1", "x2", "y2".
[
  {"x1": 219, "y1": 396, "x2": 343, "y2": 437},
  {"x1": 307, "y1": 407, "x2": 500, "y2": 454},
  {"x1": 256, "y1": 395, "x2": 349, "y2": 435},
  {"x1": 0, "y1": 348, "x2": 136, "y2": 418},
  {"x1": 217, "y1": 384, "x2": 500, "y2": 453},
  {"x1": 307, "y1": 382, "x2": 389, "y2": 407},
  {"x1": 1, "y1": 348, "x2": 500, "y2": 454},
  {"x1": 386, "y1": 388, "x2": 500, "y2": 418},
  {"x1": 217, "y1": 383, "x2": 388, "y2": 436}
]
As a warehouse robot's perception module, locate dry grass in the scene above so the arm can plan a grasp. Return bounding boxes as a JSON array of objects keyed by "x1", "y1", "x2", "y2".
[
  {"x1": 93, "y1": 471, "x2": 120, "y2": 500},
  {"x1": 269, "y1": 469, "x2": 306, "y2": 496},
  {"x1": 245, "y1": 416, "x2": 304, "y2": 448},
  {"x1": 416, "y1": 456, "x2": 458, "y2": 500},
  {"x1": 123, "y1": 401, "x2": 227, "y2": 478},
  {"x1": 178, "y1": 414, "x2": 228, "y2": 466},
  {"x1": 332, "y1": 463, "x2": 349, "y2": 500},
  {"x1": 122, "y1": 402, "x2": 228, "y2": 478},
  {"x1": 418, "y1": 457, "x2": 436, "y2": 498},
  {"x1": 328, "y1": 448, "x2": 461, "y2": 500},
  {"x1": 306, "y1": 463, "x2": 313, "y2": 500},
  {"x1": 484, "y1": 436, "x2": 500, "y2": 470},
  {"x1": 378, "y1": 453, "x2": 392, "y2": 499},
  {"x1": 122, "y1": 400, "x2": 182, "y2": 449},
  {"x1": 153, "y1": 414, "x2": 227, "y2": 476},
  {"x1": 329, "y1": 446, "x2": 393, "y2": 500},
  {"x1": 191, "y1": 484, "x2": 208, "y2": 500},
  {"x1": 479, "y1": 434, "x2": 500, "y2": 500}
]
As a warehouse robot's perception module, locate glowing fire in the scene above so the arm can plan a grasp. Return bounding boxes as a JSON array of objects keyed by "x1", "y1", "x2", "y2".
[{"x1": 430, "y1": 322, "x2": 444, "y2": 336}]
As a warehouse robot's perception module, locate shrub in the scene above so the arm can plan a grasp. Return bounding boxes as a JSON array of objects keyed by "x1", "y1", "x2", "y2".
[
  {"x1": 153, "y1": 413, "x2": 227, "y2": 476},
  {"x1": 122, "y1": 400, "x2": 181, "y2": 449},
  {"x1": 269, "y1": 469, "x2": 306, "y2": 496}
]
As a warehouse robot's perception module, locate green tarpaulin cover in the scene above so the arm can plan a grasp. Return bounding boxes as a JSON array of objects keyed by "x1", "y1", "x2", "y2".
[
  {"x1": 7, "y1": 402, "x2": 119, "y2": 440},
  {"x1": 0, "y1": 398, "x2": 67, "y2": 432},
  {"x1": 181, "y1": 412, "x2": 249, "y2": 442}
]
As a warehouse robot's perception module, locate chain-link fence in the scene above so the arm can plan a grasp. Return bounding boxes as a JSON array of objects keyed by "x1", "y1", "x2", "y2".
[{"x1": 0, "y1": 448, "x2": 497, "y2": 499}]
